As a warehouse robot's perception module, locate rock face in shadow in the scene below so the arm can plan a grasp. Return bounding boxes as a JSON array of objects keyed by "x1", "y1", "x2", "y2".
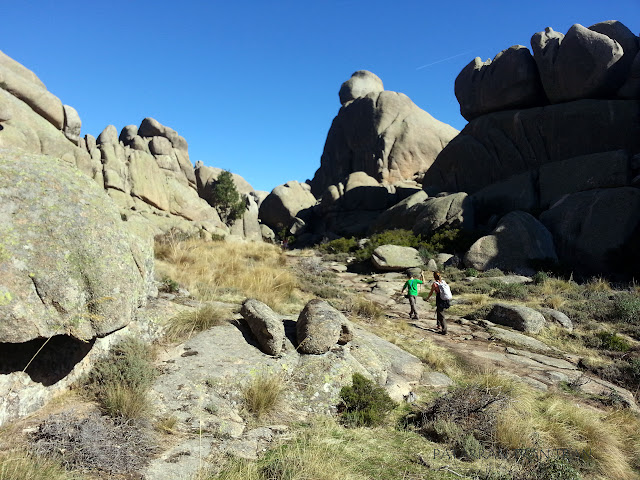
[
  {"x1": 464, "y1": 211, "x2": 557, "y2": 275},
  {"x1": 423, "y1": 99, "x2": 640, "y2": 194},
  {"x1": 455, "y1": 45, "x2": 546, "y2": 121},
  {"x1": 310, "y1": 71, "x2": 458, "y2": 197}
]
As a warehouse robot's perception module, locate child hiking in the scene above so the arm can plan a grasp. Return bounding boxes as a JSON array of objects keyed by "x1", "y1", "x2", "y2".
[
  {"x1": 425, "y1": 271, "x2": 452, "y2": 335},
  {"x1": 401, "y1": 270, "x2": 424, "y2": 320}
]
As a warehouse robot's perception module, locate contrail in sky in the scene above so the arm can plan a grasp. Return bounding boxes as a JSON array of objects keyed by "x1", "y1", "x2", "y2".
[{"x1": 416, "y1": 50, "x2": 477, "y2": 70}]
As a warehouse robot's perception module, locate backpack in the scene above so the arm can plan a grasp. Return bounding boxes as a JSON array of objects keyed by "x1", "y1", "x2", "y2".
[{"x1": 437, "y1": 280, "x2": 453, "y2": 301}]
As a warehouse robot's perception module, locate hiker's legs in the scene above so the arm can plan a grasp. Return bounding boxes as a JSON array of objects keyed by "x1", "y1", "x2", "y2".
[
  {"x1": 437, "y1": 307, "x2": 447, "y2": 334},
  {"x1": 408, "y1": 295, "x2": 418, "y2": 319}
]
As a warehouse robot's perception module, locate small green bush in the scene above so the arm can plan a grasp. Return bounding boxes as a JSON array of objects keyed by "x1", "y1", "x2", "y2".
[
  {"x1": 532, "y1": 271, "x2": 549, "y2": 285},
  {"x1": 480, "y1": 268, "x2": 504, "y2": 277},
  {"x1": 159, "y1": 276, "x2": 180, "y2": 293},
  {"x1": 210, "y1": 170, "x2": 246, "y2": 226},
  {"x1": 587, "y1": 331, "x2": 631, "y2": 352},
  {"x1": 339, "y1": 373, "x2": 397, "y2": 427},
  {"x1": 319, "y1": 237, "x2": 358, "y2": 254},
  {"x1": 612, "y1": 293, "x2": 640, "y2": 323},
  {"x1": 464, "y1": 304, "x2": 494, "y2": 321},
  {"x1": 85, "y1": 337, "x2": 157, "y2": 419},
  {"x1": 525, "y1": 457, "x2": 583, "y2": 480},
  {"x1": 489, "y1": 282, "x2": 529, "y2": 301},
  {"x1": 464, "y1": 268, "x2": 479, "y2": 277}
]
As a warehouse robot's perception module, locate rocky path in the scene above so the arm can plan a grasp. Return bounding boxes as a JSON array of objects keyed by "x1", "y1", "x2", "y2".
[
  {"x1": 142, "y1": 253, "x2": 638, "y2": 480},
  {"x1": 324, "y1": 258, "x2": 639, "y2": 411}
]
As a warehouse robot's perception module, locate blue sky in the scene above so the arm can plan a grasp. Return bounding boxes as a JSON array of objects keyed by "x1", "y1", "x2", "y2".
[{"x1": 2, "y1": 1, "x2": 638, "y2": 192}]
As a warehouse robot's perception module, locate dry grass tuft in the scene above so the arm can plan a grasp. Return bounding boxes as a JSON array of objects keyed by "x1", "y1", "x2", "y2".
[
  {"x1": 343, "y1": 296, "x2": 385, "y2": 322},
  {"x1": 543, "y1": 294, "x2": 567, "y2": 310},
  {"x1": 242, "y1": 371, "x2": 284, "y2": 419},
  {"x1": 155, "y1": 239, "x2": 298, "y2": 311},
  {"x1": 585, "y1": 276, "x2": 612, "y2": 293},
  {"x1": 164, "y1": 304, "x2": 232, "y2": 342},
  {"x1": 0, "y1": 451, "x2": 77, "y2": 480},
  {"x1": 465, "y1": 294, "x2": 489, "y2": 306},
  {"x1": 494, "y1": 386, "x2": 640, "y2": 479}
]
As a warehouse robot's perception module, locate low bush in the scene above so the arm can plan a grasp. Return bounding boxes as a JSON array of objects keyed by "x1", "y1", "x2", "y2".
[
  {"x1": 532, "y1": 271, "x2": 549, "y2": 285},
  {"x1": 586, "y1": 331, "x2": 631, "y2": 352},
  {"x1": 405, "y1": 384, "x2": 508, "y2": 459},
  {"x1": 464, "y1": 268, "x2": 479, "y2": 277},
  {"x1": 318, "y1": 237, "x2": 358, "y2": 254},
  {"x1": 464, "y1": 304, "x2": 494, "y2": 321},
  {"x1": 343, "y1": 296, "x2": 384, "y2": 322},
  {"x1": 613, "y1": 292, "x2": 640, "y2": 324},
  {"x1": 31, "y1": 411, "x2": 154, "y2": 475},
  {"x1": 242, "y1": 371, "x2": 284, "y2": 419},
  {"x1": 480, "y1": 268, "x2": 504, "y2": 277},
  {"x1": 489, "y1": 281, "x2": 529, "y2": 301},
  {"x1": 85, "y1": 337, "x2": 157, "y2": 419},
  {"x1": 339, "y1": 373, "x2": 397, "y2": 427},
  {"x1": 164, "y1": 304, "x2": 231, "y2": 341}
]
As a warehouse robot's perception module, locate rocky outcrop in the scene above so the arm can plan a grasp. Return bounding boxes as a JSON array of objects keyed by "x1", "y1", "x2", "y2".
[
  {"x1": 532, "y1": 24, "x2": 625, "y2": 103},
  {"x1": 371, "y1": 245, "x2": 423, "y2": 271},
  {"x1": 455, "y1": 45, "x2": 546, "y2": 121},
  {"x1": 370, "y1": 191, "x2": 429, "y2": 233},
  {"x1": 423, "y1": 99, "x2": 640, "y2": 194},
  {"x1": 240, "y1": 299, "x2": 285, "y2": 356},
  {"x1": 464, "y1": 211, "x2": 557, "y2": 275},
  {"x1": 488, "y1": 304, "x2": 546, "y2": 334},
  {"x1": 0, "y1": 50, "x2": 263, "y2": 242},
  {"x1": 310, "y1": 71, "x2": 458, "y2": 196},
  {"x1": 412, "y1": 192, "x2": 474, "y2": 236},
  {"x1": 296, "y1": 299, "x2": 353, "y2": 354},
  {"x1": 259, "y1": 181, "x2": 317, "y2": 232},
  {"x1": 540, "y1": 187, "x2": 640, "y2": 274},
  {"x1": 0, "y1": 149, "x2": 152, "y2": 343}
]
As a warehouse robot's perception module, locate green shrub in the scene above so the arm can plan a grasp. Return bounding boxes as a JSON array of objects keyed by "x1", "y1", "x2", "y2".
[
  {"x1": 85, "y1": 337, "x2": 157, "y2": 419},
  {"x1": 480, "y1": 268, "x2": 504, "y2": 277},
  {"x1": 159, "y1": 276, "x2": 180, "y2": 293},
  {"x1": 532, "y1": 271, "x2": 549, "y2": 285},
  {"x1": 489, "y1": 281, "x2": 529, "y2": 301},
  {"x1": 587, "y1": 331, "x2": 631, "y2": 352},
  {"x1": 209, "y1": 170, "x2": 246, "y2": 226},
  {"x1": 464, "y1": 304, "x2": 494, "y2": 321},
  {"x1": 525, "y1": 457, "x2": 583, "y2": 480},
  {"x1": 422, "y1": 228, "x2": 478, "y2": 254},
  {"x1": 319, "y1": 237, "x2": 358, "y2": 254},
  {"x1": 464, "y1": 268, "x2": 479, "y2": 277},
  {"x1": 339, "y1": 373, "x2": 397, "y2": 427},
  {"x1": 612, "y1": 293, "x2": 640, "y2": 323}
]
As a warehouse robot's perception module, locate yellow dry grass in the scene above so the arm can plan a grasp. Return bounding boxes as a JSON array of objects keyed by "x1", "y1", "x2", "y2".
[
  {"x1": 494, "y1": 385, "x2": 640, "y2": 480},
  {"x1": 0, "y1": 451, "x2": 77, "y2": 480},
  {"x1": 155, "y1": 239, "x2": 299, "y2": 312}
]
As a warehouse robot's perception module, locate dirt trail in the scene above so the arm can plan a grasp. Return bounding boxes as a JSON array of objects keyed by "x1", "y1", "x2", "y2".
[{"x1": 316, "y1": 255, "x2": 639, "y2": 411}]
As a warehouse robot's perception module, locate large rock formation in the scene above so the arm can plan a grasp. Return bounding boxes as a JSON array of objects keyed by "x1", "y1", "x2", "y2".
[
  {"x1": 422, "y1": 19, "x2": 640, "y2": 277},
  {"x1": 0, "y1": 50, "x2": 261, "y2": 243},
  {"x1": 0, "y1": 150, "x2": 152, "y2": 343},
  {"x1": 258, "y1": 181, "x2": 317, "y2": 233},
  {"x1": 455, "y1": 45, "x2": 546, "y2": 121},
  {"x1": 310, "y1": 71, "x2": 458, "y2": 196}
]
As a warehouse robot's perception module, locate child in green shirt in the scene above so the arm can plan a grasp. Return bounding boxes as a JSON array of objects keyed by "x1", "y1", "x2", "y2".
[{"x1": 401, "y1": 271, "x2": 424, "y2": 320}]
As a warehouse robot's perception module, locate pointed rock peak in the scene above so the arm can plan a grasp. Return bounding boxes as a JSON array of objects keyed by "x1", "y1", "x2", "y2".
[{"x1": 338, "y1": 70, "x2": 384, "y2": 105}]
